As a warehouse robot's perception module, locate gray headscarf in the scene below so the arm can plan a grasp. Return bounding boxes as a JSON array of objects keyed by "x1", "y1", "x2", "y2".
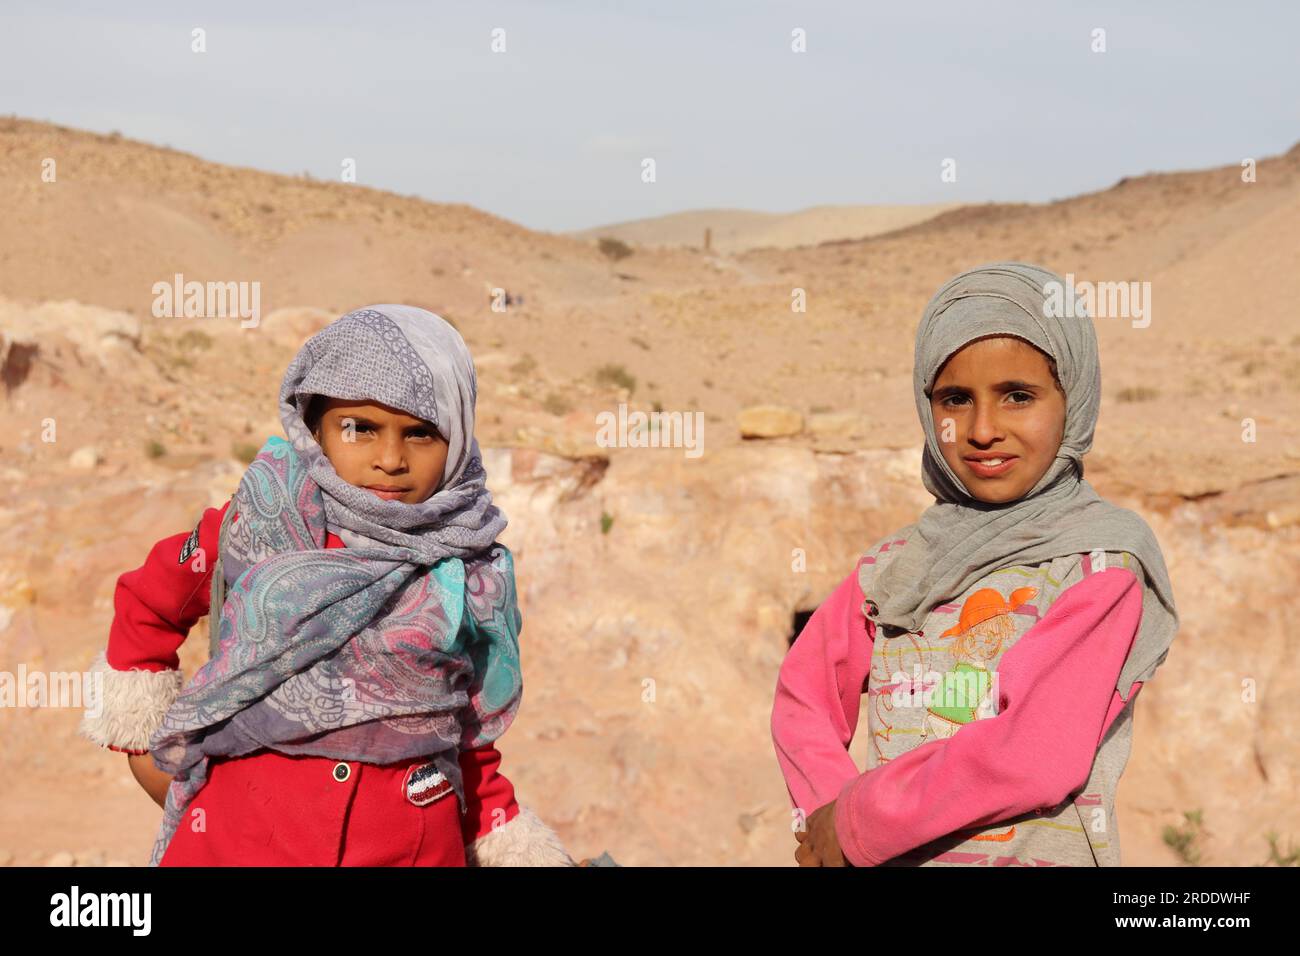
[
  {"x1": 282, "y1": 304, "x2": 506, "y2": 555},
  {"x1": 868, "y1": 263, "x2": 1178, "y2": 703}
]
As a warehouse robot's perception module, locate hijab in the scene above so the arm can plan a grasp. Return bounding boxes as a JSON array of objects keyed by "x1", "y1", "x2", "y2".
[
  {"x1": 284, "y1": 303, "x2": 506, "y2": 556},
  {"x1": 868, "y1": 263, "x2": 1178, "y2": 703},
  {"x1": 147, "y1": 305, "x2": 521, "y2": 865}
]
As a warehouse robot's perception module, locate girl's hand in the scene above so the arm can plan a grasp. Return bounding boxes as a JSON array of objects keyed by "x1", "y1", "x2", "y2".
[
  {"x1": 127, "y1": 752, "x2": 173, "y2": 808},
  {"x1": 794, "y1": 800, "x2": 849, "y2": 867}
]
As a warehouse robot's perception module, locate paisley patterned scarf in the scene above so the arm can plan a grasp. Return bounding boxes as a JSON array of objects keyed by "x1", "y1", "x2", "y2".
[{"x1": 146, "y1": 305, "x2": 521, "y2": 866}]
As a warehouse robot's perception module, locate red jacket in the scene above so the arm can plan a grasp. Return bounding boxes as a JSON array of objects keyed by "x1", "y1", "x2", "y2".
[{"x1": 93, "y1": 498, "x2": 520, "y2": 863}]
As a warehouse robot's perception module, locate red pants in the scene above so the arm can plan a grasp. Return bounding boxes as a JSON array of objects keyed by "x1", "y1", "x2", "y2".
[{"x1": 159, "y1": 751, "x2": 467, "y2": 866}]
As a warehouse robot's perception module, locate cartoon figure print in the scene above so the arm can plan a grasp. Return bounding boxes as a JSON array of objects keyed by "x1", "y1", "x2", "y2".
[{"x1": 920, "y1": 586, "x2": 1037, "y2": 743}]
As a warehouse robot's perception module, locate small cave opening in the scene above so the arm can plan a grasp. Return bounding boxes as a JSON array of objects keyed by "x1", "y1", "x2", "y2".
[
  {"x1": 788, "y1": 609, "x2": 816, "y2": 648},
  {"x1": 1, "y1": 341, "x2": 38, "y2": 392}
]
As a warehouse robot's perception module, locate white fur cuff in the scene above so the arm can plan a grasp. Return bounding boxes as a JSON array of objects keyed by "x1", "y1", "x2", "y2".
[
  {"x1": 465, "y1": 805, "x2": 575, "y2": 867},
  {"x1": 78, "y1": 649, "x2": 183, "y2": 752}
]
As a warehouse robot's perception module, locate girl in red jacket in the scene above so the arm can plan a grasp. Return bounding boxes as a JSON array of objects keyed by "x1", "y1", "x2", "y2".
[{"x1": 80, "y1": 304, "x2": 574, "y2": 867}]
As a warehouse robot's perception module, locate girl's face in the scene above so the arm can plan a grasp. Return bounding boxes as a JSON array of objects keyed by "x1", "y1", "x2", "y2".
[
  {"x1": 928, "y1": 335, "x2": 1067, "y2": 504},
  {"x1": 310, "y1": 397, "x2": 449, "y2": 504}
]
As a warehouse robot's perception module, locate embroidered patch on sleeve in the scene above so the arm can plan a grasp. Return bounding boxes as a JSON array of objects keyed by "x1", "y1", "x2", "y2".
[
  {"x1": 404, "y1": 762, "x2": 454, "y2": 807},
  {"x1": 178, "y1": 524, "x2": 201, "y2": 565}
]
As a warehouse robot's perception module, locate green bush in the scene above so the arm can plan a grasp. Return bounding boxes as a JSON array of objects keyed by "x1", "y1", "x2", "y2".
[
  {"x1": 1162, "y1": 809, "x2": 1203, "y2": 865},
  {"x1": 598, "y1": 237, "x2": 633, "y2": 261},
  {"x1": 593, "y1": 363, "x2": 636, "y2": 395}
]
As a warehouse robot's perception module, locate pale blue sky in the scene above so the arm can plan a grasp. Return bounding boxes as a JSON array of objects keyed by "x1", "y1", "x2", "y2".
[{"x1": 2, "y1": 1, "x2": 1296, "y2": 232}]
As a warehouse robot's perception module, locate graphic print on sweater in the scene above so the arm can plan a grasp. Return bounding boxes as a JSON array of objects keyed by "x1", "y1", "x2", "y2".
[
  {"x1": 920, "y1": 585, "x2": 1037, "y2": 742},
  {"x1": 857, "y1": 534, "x2": 1141, "y2": 866}
]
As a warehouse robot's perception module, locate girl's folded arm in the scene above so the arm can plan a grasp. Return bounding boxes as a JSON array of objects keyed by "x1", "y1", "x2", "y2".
[
  {"x1": 79, "y1": 499, "x2": 233, "y2": 754},
  {"x1": 771, "y1": 556, "x2": 875, "y2": 817},
  {"x1": 834, "y1": 567, "x2": 1145, "y2": 867}
]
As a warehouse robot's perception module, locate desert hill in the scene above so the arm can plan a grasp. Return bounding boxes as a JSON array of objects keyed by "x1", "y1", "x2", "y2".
[
  {"x1": 1, "y1": 116, "x2": 1297, "y2": 868},
  {"x1": 570, "y1": 203, "x2": 960, "y2": 253}
]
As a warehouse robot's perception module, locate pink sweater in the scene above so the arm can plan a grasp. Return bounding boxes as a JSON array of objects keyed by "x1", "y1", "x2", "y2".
[{"x1": 771, "y1": 558, "x2": 1144, "y2": 866}]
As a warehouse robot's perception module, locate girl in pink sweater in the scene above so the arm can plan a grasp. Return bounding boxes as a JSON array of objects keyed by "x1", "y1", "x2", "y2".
[{"x1": 771, "y1": 262, "x2": 1179, "y2": 867}]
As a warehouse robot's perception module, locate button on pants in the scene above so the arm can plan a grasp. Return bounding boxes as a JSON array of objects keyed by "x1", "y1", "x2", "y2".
[{"x1": 158, "y1": 750, "x2": 467, "y2": 866}]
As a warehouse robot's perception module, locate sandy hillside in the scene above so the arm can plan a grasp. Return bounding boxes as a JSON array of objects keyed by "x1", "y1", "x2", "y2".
[
  {"x1": 1, "y1": 116, "x2": 1297, "y2": 868},
  {"x1": 570, "y1": 203, "x2": 960, "y2": 253}
]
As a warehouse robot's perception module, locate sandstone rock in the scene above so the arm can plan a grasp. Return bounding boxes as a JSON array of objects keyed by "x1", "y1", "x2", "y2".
[
  {"x1": 69, "y1": 445, "x2": 100, "y2": 470},
  {"x1": 206, "y1": 459, "x2": 249, "y2": 506},
  {"x1": 509, "y1": 425, "x2": 598, "y2": 460},
  {"x1": 0, "y1": 299, "x2": 142, "y2": 388},
  {"x1": 807, "y1": 411, "x2": 863, "y2": 439},
  {"x1": 738, "y1": 405, "x2": 803, "y2": 439},
  {"x1": 1199, "y1": 474, "x2": 1300, "y2": 529},
  {"x1": 259, "y1": 306, "x2": 335, "y2": 346},
  {"x1": 2, "y1": 577, "x2": 36, "y2": 606}
]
